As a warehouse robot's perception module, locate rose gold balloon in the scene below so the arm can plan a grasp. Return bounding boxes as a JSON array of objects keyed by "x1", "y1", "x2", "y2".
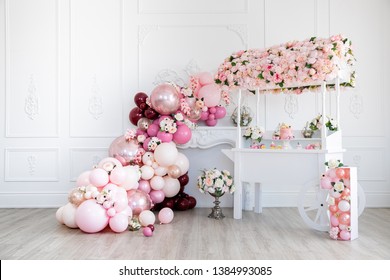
[
  {"x1": 137, "y1": 117, "x2": 152, "y2": 131},
  {"x1": 68, "y1": 188, "x2": 85, "y2": 206},
  {"x1": 150, "y1": 83, "x2": 180, "y2": 115},
  {"x1": 109, "y1": 136, "x2": 140, "y2": 163},
  {"x1": 167, "y1": 165, "x2": 182, "y2": 179},
  {"x1": 127, "y1": 189, "x2": 152, "y2": 216}
]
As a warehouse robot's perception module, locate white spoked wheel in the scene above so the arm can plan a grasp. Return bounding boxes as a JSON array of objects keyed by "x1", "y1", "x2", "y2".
[
  {"x1": 298, "y1": 179, "x2": 329, "y2": 231},
  {"x1": 298, "y1": 180, "x2": 367, "y2": 232}
]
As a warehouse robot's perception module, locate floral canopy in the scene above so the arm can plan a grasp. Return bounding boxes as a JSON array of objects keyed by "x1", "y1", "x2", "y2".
[{"x1": 215, "y1": 34, "x2": 356, "y2": 94}]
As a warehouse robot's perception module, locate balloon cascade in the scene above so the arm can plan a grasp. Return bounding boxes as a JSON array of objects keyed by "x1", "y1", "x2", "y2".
[{"x1": 56, "y1": 72, "x2": 230, "y2": 237}]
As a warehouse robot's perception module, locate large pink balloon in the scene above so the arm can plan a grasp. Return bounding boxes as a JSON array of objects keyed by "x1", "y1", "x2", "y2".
[
  {"x1": 108, "y1": 136, "x2": 140, "y2": 163},
  {"x1": 109, "y1": 213, "x2": 129, "y2": 233},
  {"x1": 197, "y1": 84, "x2": 221, "y2": 107},
  {"x1": 127, "y1": 189, "x2": 152, "y2": 216},
  {"x1": 173, "y1": 124, "x2": 192, "y2": 145},
  {"x1": 150, "y1": 83, "x2": 180, "y2": 115},
  {"x1": 162, "y1": 177, "x2": 180, "y2": 198},
  {"x1": 75, "y1": 200, "x2": 109, "y2": 233}
]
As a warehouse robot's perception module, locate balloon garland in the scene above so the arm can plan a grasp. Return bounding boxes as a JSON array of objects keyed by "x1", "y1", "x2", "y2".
[{"x1": 57, "y1": 71, "x2": 230, "y2": 237}]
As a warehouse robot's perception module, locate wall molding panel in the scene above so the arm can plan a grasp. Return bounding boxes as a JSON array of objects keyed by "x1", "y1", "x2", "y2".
[{"x1": 0, "y1": 0, "x2": 389, "y2": 208}]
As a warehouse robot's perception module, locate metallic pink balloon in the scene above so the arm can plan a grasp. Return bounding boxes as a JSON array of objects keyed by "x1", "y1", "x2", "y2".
[
  {"x1": 150, "y1": 83, "x2": 180, "y2": 115},
  {"x1": 109, "y1": 136, "x2": 140, "y2": 163},
  {"x1": 127, "y1": 190, "x2": 152, "y2": 216}
]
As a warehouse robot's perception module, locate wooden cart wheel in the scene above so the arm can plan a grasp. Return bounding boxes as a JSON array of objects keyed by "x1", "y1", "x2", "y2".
[
  {"x1": 298, "y1": 179, "x2": 367, "y2": 231},
  {"x1": 297, "y1": 179, "x2": 329, "y2": 231}
]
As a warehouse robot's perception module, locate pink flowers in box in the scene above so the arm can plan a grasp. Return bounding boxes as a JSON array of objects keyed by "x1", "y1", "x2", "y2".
[{"x1": 215, "y1": 34, "x2": 356, "y2": 94}]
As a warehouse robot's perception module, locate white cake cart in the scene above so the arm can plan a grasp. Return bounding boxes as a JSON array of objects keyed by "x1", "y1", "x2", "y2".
[{"x1": 222, "y1": 78, "x2": 365, "y2": 231}]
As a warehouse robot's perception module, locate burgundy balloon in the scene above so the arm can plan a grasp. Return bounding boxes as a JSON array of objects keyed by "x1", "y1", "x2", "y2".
[
  {"x1": 129, "y1": 107, "x2": 144, "y2": 126},
  {"x1": 147, "y1": 224, "x2": 155, "y2": 232},
  {"x1": 144, "y1": 107, "x2": 159, "y2": 120},
  {"x1": 139, "y1": 102, "x2": 149, "y2": 111},
  {"x1": 162, "y1": 198, "x2": 175, "y2": 209},
  {"x1": 175, "y1": 197, "x2": 189, "y2": 211},
  {"x1": 134, "y1": 92, "x2": 148, "y2": 108},
  {"x1": 187, "y1": 196, "x2": 197, "y2": 209},
  {"x1": 178, "y1": 173, "x2": 189, "y2": 187}
]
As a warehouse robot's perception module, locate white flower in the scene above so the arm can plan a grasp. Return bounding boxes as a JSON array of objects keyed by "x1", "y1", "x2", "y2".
[
  {"x1": 174, "y1": 112, "x2": 184, "y2": 121},
  {"x1": 214, "y1": 178, "x2": 224, "y2": 190},
  {"x1": 327, "y1": 196, "x2": 335, "y2": 206},
  {"x1": 137, "y1": 134, "x2": 146, "y2": 143},
  {"x1": 328, "y1": 159, "x2": 340, "y2": 169},
  {"x1": 334, "y1": 181, "x2": 345, "y2": 192}
]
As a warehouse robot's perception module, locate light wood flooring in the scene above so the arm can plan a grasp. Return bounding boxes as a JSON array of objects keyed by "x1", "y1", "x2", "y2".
[{"x1": 0, "y1": 207, "x2": 389, "y2": 260}]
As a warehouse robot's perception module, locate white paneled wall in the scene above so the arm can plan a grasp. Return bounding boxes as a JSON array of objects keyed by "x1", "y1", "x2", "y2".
[{"x1": 0, "y1": 0, "x2": 389, "y2": 208}]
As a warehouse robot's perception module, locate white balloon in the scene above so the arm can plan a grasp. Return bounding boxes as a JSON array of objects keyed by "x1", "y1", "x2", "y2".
[
  {"x1": 120, "y1": 166, "x2": 141, "y2": 190},
  {"x1": 150, "y1": 175, "x2": 165, "y2": 190},
  {"x1": 55, "y1": 206, "x2": 64, "y2": 224},
  {"x1": 138, "y1": 210, "x2": 156, "y2": 227},
  {"x1": 154, "y1": 142, "x2": 178, "y2": 167},
  {"x1": 163, "y1": 177, "x2": 180, "y2": 198},
  {"x1": 62, "y1": 202, "x2": 78, "y2": 229},
  {"x1": 338, "y1": 200, "x2": 351, "y2": 212},
  {"x1": 174, "y1": 153, "x2": 190, "y2": 176},
  {"x1": 141, "y1": 165, "x2": 155, "y2": 180},
  {"x1": 154, "y1": 166, "x2": 168, "y2": 176}
]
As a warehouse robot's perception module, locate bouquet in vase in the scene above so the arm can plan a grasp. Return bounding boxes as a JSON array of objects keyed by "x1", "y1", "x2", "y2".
[{"x1": 197, "y1": 168, "x2": 235, "y2": 197}]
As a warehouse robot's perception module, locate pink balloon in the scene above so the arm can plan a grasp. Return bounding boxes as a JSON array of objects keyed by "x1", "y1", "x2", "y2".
[
  {"x1": 209, "y1": 107, "x2": 217, "y2": 114},
  {"x1": 339, "y1": 213, "x2": 350, "y2": 225},
  {"x1": 339, "y1": 230, "x2": 351, "y2": 240},
  {"x1": 197, "y1": 84, "x2": 221, "y2": 107},
  {"x1": 205, "y1": 119, "x2": 218, "y2": 126},
  {"x1": 320, "y1": 176, "x2": 332, "y2": 189},
  {"x1": 173, "y1": 124, "x2": 192, "y2": 145},
  {"x1": 330, "y1": 215, "x2": 339, "y2": 227},
  {"x1": 114, "y1": 190, "x2": 129, "y2": 212},
  {"x1": 150, "y1": 190, "x2": 165, "y2": 204},
  {"x1": 143, "y1": 226, "x2": 153, "y2": 237},
  {"x1": 150, "y1": 83, "x2": 180, "y2": 115},
  {"x1": 208, "y1": 113, "x2": 215, "y2": 120},
  {"x1": 138, "y1": 180, "x2": 151, "y2": 193},
  {"x1": 76, "y1": 200, "x2": 109, "y2": 233},
  {"x1": 197, "y1": 72, "x2": 214, "y2": 86},
  {"x1": 326, "y1": 169, "x2": 337, "y2": 179},
  {"x1": 127, "y1": 190, "x2": 152, "y2": 215},
  {"x1": 89, "y1": 168, "x2": 109, "y2": 188},
  {"x1": 110, "y1": 167, "x2": 126, "y2": 185},
  {"x1": 215, "y1": 106, "x2": 227, "y2": 119},
  {"x1": 109, "y1": 213, "x2": 129, "y2": 233},
  {"x1": 147, "y1": 123, "x2": 160, "y2": 137},
  {"x1": 76, "y1": 171, "x2": 91, "y2": 187},
  {"x1": 200, "y1": 111, "x2": 209, "y2": 121},
  {"x1": 109, "y1": 136, "x2": 140, "y2": 163},
  {"x1": 115, "y1": 155, "x2": 128, "y2": 166},
  {"x1": 158, "y1": 207, "x2": 174, "y2": 224},
  {"x1": 157, "y1": 131, "x2": 173, "y2": 143}
]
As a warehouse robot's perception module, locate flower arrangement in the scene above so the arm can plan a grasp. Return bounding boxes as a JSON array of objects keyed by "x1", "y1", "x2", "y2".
[
  {"x1": 215, "y1": 34, "x2": 356, "y2": 94},
  {"x1": 159, "y1": 117, "x2": 177, "y2": 134},
  {"x1": 243, "y1": 126, "x2": 264, "y2": 142},
  {"x1": 197, "y1": 168, "x2": 235, "y2": 196},
  {"x1": 309, "y1": 114, "x2": 338, "y2": 131}
]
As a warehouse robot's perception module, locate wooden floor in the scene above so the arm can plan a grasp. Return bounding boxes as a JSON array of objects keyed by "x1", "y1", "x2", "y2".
[{"x1": 0, "y1": 207, "x2": 389, "y2": 260}]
